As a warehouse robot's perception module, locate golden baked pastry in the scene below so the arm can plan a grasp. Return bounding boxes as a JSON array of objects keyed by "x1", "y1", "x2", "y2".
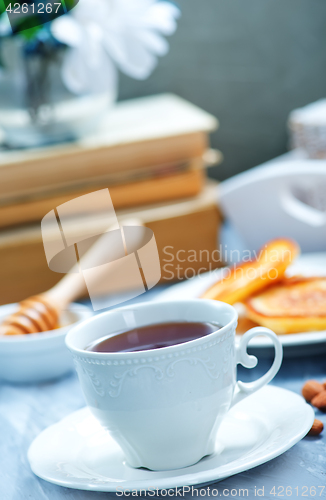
[
  {"x1": 236, "y1": 316, "x2": 260, "y2": 335},
  {"x1": 201, "y1": 239, "x2": 300, "y2": 305},
  {"x1": 245, "y1": 277, "x2": 326, "y2": 334}
]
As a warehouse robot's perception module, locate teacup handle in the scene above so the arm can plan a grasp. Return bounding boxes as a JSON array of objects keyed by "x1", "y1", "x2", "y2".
[{"x1": 230, "y1": 327, "x2": 283, "y2": 408}]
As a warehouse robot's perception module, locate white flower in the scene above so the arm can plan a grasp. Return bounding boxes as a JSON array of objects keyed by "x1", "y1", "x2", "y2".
[{"x1": 51, "y1": 0, "x2": 180, "y2": 94}]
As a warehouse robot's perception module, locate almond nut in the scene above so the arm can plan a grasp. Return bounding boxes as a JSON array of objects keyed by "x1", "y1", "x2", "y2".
[
  {"x1": 302, "y1": 380, "x2": 324, "y2": 402},
  {"x1": 307, "y1": 419, "x2": 324, "y2": 436},
  {"x1": 311, "y1": 391, "x2": 326, "y2": 412}
]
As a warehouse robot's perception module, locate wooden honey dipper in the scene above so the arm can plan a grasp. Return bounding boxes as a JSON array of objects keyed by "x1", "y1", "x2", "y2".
[{"x1": 0, "y1": 219, "x2": 143, "y2": 336}]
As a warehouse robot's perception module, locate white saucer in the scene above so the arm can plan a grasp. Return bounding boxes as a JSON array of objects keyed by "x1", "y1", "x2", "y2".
[
  {"x1": 156, "y1": 253, "x2": 326, "y2": 355},
  {"x1": 28, "y1": 386, "x2": 313, "y2": 492}
]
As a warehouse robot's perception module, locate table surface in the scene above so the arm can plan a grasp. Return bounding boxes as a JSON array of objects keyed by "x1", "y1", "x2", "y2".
[{"x1": 2, "y1": 285, "x2": 326, "y2": 500}]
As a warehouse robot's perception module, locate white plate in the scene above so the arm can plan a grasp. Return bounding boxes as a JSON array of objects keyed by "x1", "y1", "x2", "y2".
[
  {"x1": 28, "y1": 386, "x2": 314, "y2": 492},
  {"x1": 156, "y1": 253, "x2": 326, "y2": 351}
]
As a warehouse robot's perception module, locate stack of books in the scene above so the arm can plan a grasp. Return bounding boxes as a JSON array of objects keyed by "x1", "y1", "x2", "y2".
[{"x1": 0, "y1": 94, "x2": 223, "y2": 304}]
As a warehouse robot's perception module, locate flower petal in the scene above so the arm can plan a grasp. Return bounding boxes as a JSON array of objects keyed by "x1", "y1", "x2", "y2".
[
  {"x1": 142, "y1": 2, "x2": 180, "y2": 35},
  {"x1": 136, "y1": 30, "x2": 169, "y2": 56},
  {"x1": 103, "y1": 30, "x2": 157, "y2": 79},
  {"x1": 61, "y1": 45, "x2": 117, "y2": 94},
  {"x1": 56, "y1": 0, "x2": 180, "y2": 88},
  {"x1": 51, "y1": 16, "x2": 83, "y2": 47}
]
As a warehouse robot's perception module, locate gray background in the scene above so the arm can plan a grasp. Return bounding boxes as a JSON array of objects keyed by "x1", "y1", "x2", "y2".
[{"x1": 119, "y1": 0, "x2": 326, "y2": 181}]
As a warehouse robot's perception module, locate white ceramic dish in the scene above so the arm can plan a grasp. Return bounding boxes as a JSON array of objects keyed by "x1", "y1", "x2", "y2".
[
  {"x1": 156, "y1": 253, "x2": 326, "y2": 355},
  {"x1": 0, "y1": 303, "x2": 92, "y2": 383},
  {"x1": 28, "y1": 385, "x2": 314, "y2": 492}
]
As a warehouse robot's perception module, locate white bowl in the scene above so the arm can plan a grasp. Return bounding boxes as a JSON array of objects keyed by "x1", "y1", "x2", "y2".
[{"x1": 0, "y1": 303, "x2": 92, "y2": 383}]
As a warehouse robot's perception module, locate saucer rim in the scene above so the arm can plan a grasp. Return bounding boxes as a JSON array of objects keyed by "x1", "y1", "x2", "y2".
[{"x1": 28, "y1": 386, "x2": 314, "y2": 492}]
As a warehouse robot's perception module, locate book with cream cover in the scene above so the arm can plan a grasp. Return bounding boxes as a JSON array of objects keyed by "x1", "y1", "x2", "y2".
[{"x1": 0, "y1": 94, "x2": 218, "y2": 201}]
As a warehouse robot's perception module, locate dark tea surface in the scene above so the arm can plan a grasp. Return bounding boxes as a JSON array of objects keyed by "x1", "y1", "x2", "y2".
[{"x1": 86, "y1": 321, "x2": 221, "y2": 353}]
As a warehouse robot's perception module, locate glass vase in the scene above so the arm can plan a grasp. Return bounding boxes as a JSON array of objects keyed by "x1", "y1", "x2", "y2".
[{"x1": 0, "y1": 36, "x2": 116, "y2": 148}]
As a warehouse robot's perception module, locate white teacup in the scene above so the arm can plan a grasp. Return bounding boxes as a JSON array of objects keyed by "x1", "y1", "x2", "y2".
[{"x1": 66, "y1": 299, "x2": 283, "y2": 471}]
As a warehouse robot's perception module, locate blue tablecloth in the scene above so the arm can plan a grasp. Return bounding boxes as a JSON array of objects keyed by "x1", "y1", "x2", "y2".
[{"x1": 1, "y1": 287, "x2": 326, "y2": 500}]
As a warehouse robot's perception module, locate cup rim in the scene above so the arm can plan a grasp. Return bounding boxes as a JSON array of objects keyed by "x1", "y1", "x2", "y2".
[{"x1": 65, "y1": 299, "x2": 238, "y2": 357}]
